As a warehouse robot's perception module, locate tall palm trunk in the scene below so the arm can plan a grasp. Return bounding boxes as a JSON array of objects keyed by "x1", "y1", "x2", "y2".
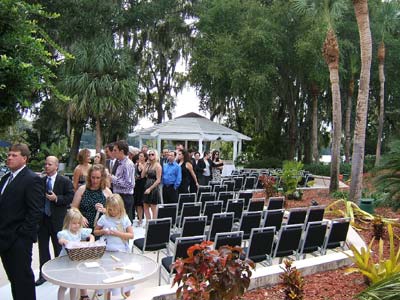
[
  {"x1": 375, "y1": 41, "x2": 385, "y2": 166},
  {"x1": 323, "y1": 29, "x2": 342, "y2": 193},
  {"x1": 95, "y1": 116, "x2": 102, "y2": 153},
  {"x1": 311, "y1": 84, "x2": 319, "y2": 163},
  {"x1": 349, "y1": 0, "x2": 372, "y2": 202},
  {"x1": 345, "y1": 78, "x2": 354, "y2": 163}
]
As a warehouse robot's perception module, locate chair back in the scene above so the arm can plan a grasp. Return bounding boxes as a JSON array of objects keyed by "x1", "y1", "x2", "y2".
[
  {"x1": 225, "y1": 199, "x2": 244, "y2": 222},
  {"x1": 247, "y1": 227, "x2": 275, "y2": 264},
  {"x1": 306, "y1": 206, "x2": 325, "y2": 224},
  {"x1": 218, "y1": 191, "x2": 235, "y2": 208},
  {"x1": 223, "y1": 180, "x2": 235, "y2": 192},
  {"x1": 215, "y1": 231, "x2": 243, "y2": 250},
  {"x1": 267, "y1": 196, "x2": 284, "y2": 210},
  {"x1": 178, "y1": 202, "x2": 202, "y2": 227},
  {"x1": 263, "y1": 209, "x2": 284, "y2": 231},
  {"x1": 178, "y1": 193, "x2": 197, "y2": 212},
  {"x1": 199, "y1": 192, "x2": 217, "y2": 205},
  {"x1": 197, "y1": 185, "x2": 211, "y2": 199},
  {"x1": 286, "y1": 207, "x2": 308, "y2": 225},
  {"x1": 157, "y1": 204, "x2": 178, "y2": 227},
  {"x1": 214, "y1": 184, "x2": 228, "y2": 198},
  {"x1": 248, "y1": 197, "x2": 265, "y2": 212},
  {"x1": 243, "y1": 176, "x2": 257, "y2": 190},
  {"x1": 181, "y1": 216, "x2": 207, "y2": 238},
  {"x1": 237, "y1": 191, "x2": 253, "y2": 209},
  {"x1": 202, "y1": 201, "x2": 223, "y2": 225},
  {"x1": 239, "y1": 211, "x2": 262, "y2": 239},
  {"x1": 324, "y1": 218, "x2": 350, "y2": 251},
  {"x1": 299, "y1": 221, "x2": 328, "y2": 256},
  {"x1": 273, "y1": 224, "x2": 303, "y2": 258},
  {"x1": 208, "y1": 212, "x2": 234, "y2": 241},
  {"x1": 233, "y1": 177, "x2": 244, "y2": 191},
  {"x1": 174, "y1": 235, "x2": 207, "y2": 260},
  {"x1": 144, "y1": 218, "x2": 172, "y2": 251}
]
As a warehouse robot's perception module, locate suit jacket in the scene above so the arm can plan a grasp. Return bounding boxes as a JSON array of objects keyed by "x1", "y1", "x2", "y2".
[
  {"x1": 198, "y1": 158, "x2": 213, "y2": 176},
  {"x1": 42, "y1": 174, "x2": 74, "y2": 231},
  {"x1": 0, "y1": 167, "x2": 44, "y2": 254},
  {"x1": 193, "y1": 159, "x2": 205, "y2": 178}
]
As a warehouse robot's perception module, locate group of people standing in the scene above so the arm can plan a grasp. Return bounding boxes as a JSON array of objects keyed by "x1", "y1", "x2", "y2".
[{"x1": 0, "y1": 141, "x2": 225, "y2": 300}]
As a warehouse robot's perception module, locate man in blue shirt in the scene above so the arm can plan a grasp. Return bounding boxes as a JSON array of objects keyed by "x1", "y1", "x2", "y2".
[{"x1": 162, "y1": 151, "x2": 181, "y2": 204}]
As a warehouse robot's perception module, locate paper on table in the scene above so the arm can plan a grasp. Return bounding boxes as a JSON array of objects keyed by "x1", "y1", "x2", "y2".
[
  {"x1": 84, "y1": 262, "x2": 100, "y2": 268},
  {"x1": 103, "y1": 273, "x2": 134, "y2": 283},
  {"x1": 114, "y1": 263, "x2": 141, "y2": 272}
]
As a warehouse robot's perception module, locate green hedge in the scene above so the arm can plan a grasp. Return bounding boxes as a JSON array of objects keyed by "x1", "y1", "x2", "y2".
[{"x1": 243, "y1": 157, "x2": 282, "y2": 169}]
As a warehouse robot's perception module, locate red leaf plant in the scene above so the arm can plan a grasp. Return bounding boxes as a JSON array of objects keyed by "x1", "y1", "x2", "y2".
[{"x1": 172, "y1": 240, "x2": 255, "y2": 300}]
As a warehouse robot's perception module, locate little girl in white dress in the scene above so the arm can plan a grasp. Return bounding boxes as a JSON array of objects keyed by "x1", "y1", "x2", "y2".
[
  {"x1": 94, "y1": 194, "x2": 134, "y2": 299},
  {"x1": 57, "y1": 208, "x2": 94, "y2": 300}
]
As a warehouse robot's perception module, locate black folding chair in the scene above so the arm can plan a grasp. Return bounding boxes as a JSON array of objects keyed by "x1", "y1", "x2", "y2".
[
  {"x1": 262, "y1": 209, "x2": 284, "y2": 231},
  {"x1": 198, "y1": 192, "x2": 217, "y2": 205},
  {"x1": 321, "y1": 218, "x2": 350, "y2": 255},
  {"x1": 225, "y1": 199, "x2": 244, "y2": 222},
  {"x1": 233, "y1": 177, "x2": 244, "y2": 191},
  {"x1": 133, "y1": 218, "x2": 172, "y2": 262},
  {"x1": 244, "y1": 227, "x2": 275, "y2": 266},
  {"x1": 207, "y1": 212, "x2": 234, "y2": 241},
  {"x1": 272, "y1": 224, "x2": 304, "y2": 263},
  {"x1": 248, "y1": 197, "x2": 265, "y2": 212},
  {"x1": 237, "y1": 211, "x2": 262, "y2": 240},
  {"x1": 197, "y1": 185, "x2": 212, "y2": 199},
  {"x1": 157, "y1": 203, "x2": 178, "y2": 229},
  {"x1": 202, "y1": 201, "x2": 223, "y2": 225},
  {"x1": 305, "y1": 205, "x2": 326, "y2": 224},
  {"x1": 286, "y1": 207, "x2": 308, "y2": 225},
  {"x1": 214, "y1": 184, "x2": 228, "y2": 198},
  {"x1": 243, "y1": 176, "x2": 257, "y2": 190},
  {"x1": 297, "y1": 221, "x2": 328, "y2": 259},
  {"x1": 177, "y1": 202, "x2": 202, "y2": 228},
  {"x1": 214, "y1": 231, "x2": 243, "y2": 250},
  {"x1": 178, "y1": 193, "x2": 197, "y2": 212},
  {"x1": 160, "y1": 235, "x2": 206, "y2": 284},
  {"x1": 223, "y1": 180, "x2": 235, "y2": 192},
  {"x1": 170, "y1": 215, "x2": 207, "y2": 243},
  {"x1": 266, "y1": 196, "x2": 284, "y2": 210},
  {"x1": 218, "y1": 191, "x2": 235, "y2": 208},
  {"x1": 237, "y1": 191, "x2": 253, "y2": 209}
]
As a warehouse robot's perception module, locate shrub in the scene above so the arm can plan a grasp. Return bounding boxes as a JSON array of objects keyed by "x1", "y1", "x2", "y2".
[
  {"x1": 280, "y1": 259, "x2": 304, "y2": 300},
  {"x1": 356, "y1": 272, "x2": 400, "y2": 300},
  {"x1": 243, "y1": 157, "x2": 282, "y2": 169},
  {"x1": 281, "y1": 160, "x2": 303, "y2": 198},
  {"x1": 258, "y1": 175, "x2": 278, "y2": 198},
  {"x1": 172, "y1": 241, "x2": 254, "y2": 300}
]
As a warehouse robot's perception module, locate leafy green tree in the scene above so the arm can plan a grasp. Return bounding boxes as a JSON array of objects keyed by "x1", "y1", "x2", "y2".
[{"x1": 0, "y1": 0, "x2": 62, "y2": 128}]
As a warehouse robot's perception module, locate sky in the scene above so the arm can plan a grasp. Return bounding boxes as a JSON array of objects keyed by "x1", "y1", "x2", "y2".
[{"x1": 136, "y1": 85, "x2": 208, "y2": 129}]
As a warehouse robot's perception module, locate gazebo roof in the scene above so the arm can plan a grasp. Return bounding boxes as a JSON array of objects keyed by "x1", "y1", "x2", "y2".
[{"x1": 129, "y1": 112, "x2": 251, "y2": 142}]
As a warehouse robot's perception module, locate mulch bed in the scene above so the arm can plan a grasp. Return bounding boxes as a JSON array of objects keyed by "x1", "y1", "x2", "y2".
[{"x1": 243, "y1": 184, "x2": 400, "y2": 300}]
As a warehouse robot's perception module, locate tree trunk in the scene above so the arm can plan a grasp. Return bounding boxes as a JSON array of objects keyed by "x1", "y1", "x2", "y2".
[
  {"x1": 311, "y1": 84, "x2": 319, "y2": 163},
  {"x1": 375, "y1": 41, "x2": 385, "y2": 166},
  {"x1": 345, "y1": 78, "x2": 354, "y2": 163},
  {"x1": 68, "y1": 124, "x2": 83, "y2": 168},
  {"x1": 349, "y1": 0, "x2": 372, "y2": 202},
  {"x1": 95, "y1": 116, "x2": 102, "y2": 153},
  {"x1": 323, "y1": 29, "x2": 342, "y2": 193}
]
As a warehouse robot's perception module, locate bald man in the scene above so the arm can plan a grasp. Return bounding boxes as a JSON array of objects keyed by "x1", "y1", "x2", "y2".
[{"x1": 35, "y1": 156, "x2": 74, "y2": 286}]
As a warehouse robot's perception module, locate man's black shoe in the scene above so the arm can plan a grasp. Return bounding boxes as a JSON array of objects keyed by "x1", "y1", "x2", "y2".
[{"x1": 35, "y1": 277, "x2": 46, "y2": 286}]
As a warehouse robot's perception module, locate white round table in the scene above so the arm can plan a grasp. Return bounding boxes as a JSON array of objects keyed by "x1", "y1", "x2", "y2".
[{"x1": 42, "y1": 252, "x2": 158, "y2": 300}]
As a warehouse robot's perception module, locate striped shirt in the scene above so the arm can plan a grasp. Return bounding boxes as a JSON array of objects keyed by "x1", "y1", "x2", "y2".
[{"x1": 111, "y1": 157, "x2": 135, "y2": 195}]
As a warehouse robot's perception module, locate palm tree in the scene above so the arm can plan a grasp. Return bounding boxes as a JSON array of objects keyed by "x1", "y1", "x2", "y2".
[
  {"x1": 58, "y1": 35, "x2": 138, "y2": 152},
  {"x1": 373, "y1": 1, "x2": 400, "y2": 166},
  {"x1": 293, "y1": 0, "x2": 349, "y2": 192},
  {"x1": 349, "y1": 0, "x2": 372, "y2": 202}
]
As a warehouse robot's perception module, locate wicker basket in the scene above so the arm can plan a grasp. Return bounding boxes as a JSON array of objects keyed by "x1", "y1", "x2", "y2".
[{"x1": 66, "y1": 245, "x2": 106, "y2": 261}]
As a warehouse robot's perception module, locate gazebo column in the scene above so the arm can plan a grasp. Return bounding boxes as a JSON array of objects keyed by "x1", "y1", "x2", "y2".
[
  {"x1": 238, "y1": 140, "x2": 242, "y2": 156},
  {"x1": 139, "y1": 138, "x2": 143, "y2": 149},
  {"x1": 157, "y1": 136, "x2": 161, "y2": 155},
  {"x1": 198, "y1": 139, "x2": 203, "y2": 155},
  {"x1": 184, "y1": 140, "x2": 188, "y2": 150},
  {"x1": 233, "y1": 140, "x2": 238, "y2": 162}
]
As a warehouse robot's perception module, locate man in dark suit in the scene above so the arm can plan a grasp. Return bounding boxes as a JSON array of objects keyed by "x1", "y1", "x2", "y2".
[
  {"x1": 0, "y1": 143, "x2": 43, "y2": 300},
  {"x1": 35, "y1": 156, "x2": 74, "y2": 286}
]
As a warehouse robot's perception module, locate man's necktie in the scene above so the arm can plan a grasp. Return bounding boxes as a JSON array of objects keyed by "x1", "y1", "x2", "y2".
[
  {"x1": 1, "y1": 173, "x2": 13, "y2": 195},
  {"x1": 45, "y1": 177, "x2": 52, "y2": 216}
]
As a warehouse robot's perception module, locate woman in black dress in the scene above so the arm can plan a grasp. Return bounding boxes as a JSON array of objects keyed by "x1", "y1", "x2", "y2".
[
  {"x1": 142, "y1": 149, "x2": 162, "y2": 221},
  {"x1": 134, "y1": 151, "x2": 147, "y2": 226},
  {"x1": 177, "y1": 149, "x2": 199, "y2": 194}
]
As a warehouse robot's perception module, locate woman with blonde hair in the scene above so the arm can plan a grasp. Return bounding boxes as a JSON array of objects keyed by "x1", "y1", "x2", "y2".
[
  {"x1": 142, "y1": 149, "x2": 162, "y2": 221},
  {"x1": 73, "y1": 148, "x2": 92, "y2": 191},
  {"x1": 72, "y1": 164, "x2": 112, "y2": 230}
]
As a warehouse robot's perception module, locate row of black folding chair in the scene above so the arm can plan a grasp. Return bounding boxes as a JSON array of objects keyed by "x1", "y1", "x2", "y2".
[{"x1": 243, "y1": 217, "x2": 350, "y2": 266}]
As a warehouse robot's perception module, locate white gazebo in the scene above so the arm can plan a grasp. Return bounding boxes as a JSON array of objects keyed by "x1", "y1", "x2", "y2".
[{"x1": 129, "y1": 112, "x2": 251, "y2": 161}]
